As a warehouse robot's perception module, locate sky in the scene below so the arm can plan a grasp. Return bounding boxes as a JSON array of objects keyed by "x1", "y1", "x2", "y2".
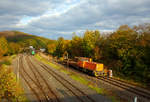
[{"x1": 0, "y1": 0, "x2": 150, "y2": 39}]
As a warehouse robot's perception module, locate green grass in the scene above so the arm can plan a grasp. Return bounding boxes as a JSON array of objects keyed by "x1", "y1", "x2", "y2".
[
  {"x1": 35, "y1": 54, "x2": 42, "y2": 60},
  {"x1": 70, "y1": 75, "x2": 105, "y2": 95},
  {"x1": 88, "y1": 85, "x2": 104, "y2": 94},
  {"x1": 35, "y1": 54, "x2": 60, "y2": 69},
  {"x1": 60, "y1": 69, "x2": 70, "y2": 74},
  {"x1": 35, "y1": 54, "x2": 71, "y2": 75},
  {"x1": 10, "y1": 54, "x2": 16, "y2": 59},
  {"x1": 47, "y1": 62, "x2": 60, "y2": 69},
  {"x1": 71, "y1": 75, "x2": 89, "y2": 85}
]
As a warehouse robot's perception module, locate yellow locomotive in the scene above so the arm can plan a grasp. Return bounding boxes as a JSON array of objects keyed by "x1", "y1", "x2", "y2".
[{"x1": 62, "y1": 56, "x2": 112, "y2": 77}]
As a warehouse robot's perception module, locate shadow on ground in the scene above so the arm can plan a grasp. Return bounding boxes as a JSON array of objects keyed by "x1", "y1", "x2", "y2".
[{"x1": 24, "y1": 92, "x2": 112, "y2": 102}]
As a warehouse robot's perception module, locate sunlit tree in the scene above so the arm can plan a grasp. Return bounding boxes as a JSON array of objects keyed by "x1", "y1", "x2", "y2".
[
  {"x1": 0, "y1": 37, "x2": 8, "y2": 57},
  {"x1": 8, "y1": 42, "x2": 21, "y2": 55},
  {"x1": 54, "y1": 37, "x2": 66, "y2": 58},
  {"x1": 47, "y1": 43, "x2": 56, "y2": 55}
]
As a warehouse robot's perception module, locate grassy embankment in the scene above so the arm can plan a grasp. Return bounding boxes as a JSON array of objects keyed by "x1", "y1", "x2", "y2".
[
  {"x1": 35, "y1": 54, "x2": 119, "y2": 102},
  {"x1": 0, "y1": 55, "x2": 28, "y2": 102}
]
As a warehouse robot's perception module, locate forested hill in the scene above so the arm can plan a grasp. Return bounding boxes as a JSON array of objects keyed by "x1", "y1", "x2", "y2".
[{"x1": 0, "y1": 31, "x2": 55, "y2": 49}]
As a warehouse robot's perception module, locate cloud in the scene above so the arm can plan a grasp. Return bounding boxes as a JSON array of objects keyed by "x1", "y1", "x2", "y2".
[
  {"x1": 0, "y1": 0, "x2": 53, "y2": 16},
  {"x1": 0, "y1": 0, "x2": 150, "y2": 39}
]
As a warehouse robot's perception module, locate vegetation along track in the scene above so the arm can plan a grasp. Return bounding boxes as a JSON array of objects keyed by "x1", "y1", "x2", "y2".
[
  {"x1": 26, "y1": 55, "x2": 60, "y2": 102},
  {"x1": 52, "y1": 60, "x2": 150, "y2": 102},
  {"x1": 33, "y1": 57, "x2": 96, "y2": 102}
]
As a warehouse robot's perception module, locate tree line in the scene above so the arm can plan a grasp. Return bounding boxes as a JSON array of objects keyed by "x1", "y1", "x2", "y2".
[
  {"x1": 47, "y1": 23, "x2": 150, "y2": 85},
  {"x1": 0, "y1": 24, "x2": 149, "y2": 85}
]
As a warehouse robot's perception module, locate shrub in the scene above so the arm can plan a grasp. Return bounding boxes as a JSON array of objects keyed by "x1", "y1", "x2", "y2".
[{"x1": 0, "y1": 66, "x2": 27, "y2": 101}]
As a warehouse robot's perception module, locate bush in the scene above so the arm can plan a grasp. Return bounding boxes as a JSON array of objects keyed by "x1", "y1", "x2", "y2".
[{"x1": 0, "y1": 66, "x2": 27, "y2": 101}]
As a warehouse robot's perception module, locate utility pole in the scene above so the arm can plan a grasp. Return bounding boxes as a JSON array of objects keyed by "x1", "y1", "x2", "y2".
[
  {"x1": 67, "y1": 52, "x2": 69, "y2": 68},
  {"x1": 134, "y1": 97, "x2": 137, "y2": 102}
]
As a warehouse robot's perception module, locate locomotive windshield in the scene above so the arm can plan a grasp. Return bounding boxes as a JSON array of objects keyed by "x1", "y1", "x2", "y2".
[{"x1": 79, "y1": 58, "x2": 89, "y2": 62}]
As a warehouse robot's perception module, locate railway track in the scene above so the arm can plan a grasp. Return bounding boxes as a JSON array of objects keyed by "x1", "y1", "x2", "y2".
[
  {"x1": 51, "y1": 60, "x2": 150, "y2": 102},
  {"x1": 26, "y1": 56, "x2": 50, "y2": 102},
  {"x1": 26, "y1": 56, "x2": 60, "y2": 102},
  {"x1": 32, "y1": 56, "x2": 97, "y2": 102},
  {"x1": 19, "y1": 55, "x2": 42, "y2": 102},
  {"x1": 19, "y1": 55, "x2": 60, "y2": 102},
  {"x1": 98, "y1": 76, "x2": 150, "y2": 101}
]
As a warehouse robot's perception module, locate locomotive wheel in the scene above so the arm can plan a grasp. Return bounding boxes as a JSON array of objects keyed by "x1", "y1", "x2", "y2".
[
  {"x1": 93, "y1": 71, "x2": 99, "y2": 77},
  {"x1": 83, "y1": 68, "x2": 87, "y2": 72}
]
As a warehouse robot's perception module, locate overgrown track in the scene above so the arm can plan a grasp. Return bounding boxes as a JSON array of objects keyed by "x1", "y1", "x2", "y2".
[
  {"x1": 33, "y1": 57, "x2": 96, "y2": 102},
  {"x1": 26, "y1": 56, "x2": 60, "y2": 102},
  {"x1": 19, "y1": 55, "x2": 42, "y2": 102},
  {"x1": 98, "y1": 76, "x2": 150, "y2": 100}
]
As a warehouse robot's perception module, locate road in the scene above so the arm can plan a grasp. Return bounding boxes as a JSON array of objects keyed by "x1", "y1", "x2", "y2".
[{"x1": 12, "y1": 54, "x2": 111, "y2": 102}]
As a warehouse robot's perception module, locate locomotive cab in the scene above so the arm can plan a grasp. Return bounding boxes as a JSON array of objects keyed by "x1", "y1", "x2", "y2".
[{"x1": 76, "y1": 57, "x2": 105, "y2": 77}]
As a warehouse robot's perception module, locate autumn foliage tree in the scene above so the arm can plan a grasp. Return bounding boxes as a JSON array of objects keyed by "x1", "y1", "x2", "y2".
[
  {"x1": 51, "y1": 23, "x2": 150, "y2": 85},
  {"x1": 54, "y1": 37, "x2": 66, "y2": 58},
  {"x1": 8, "y1": 42, "x2": 21, "y2": 55},
  {"x1": 47, "y1": 43, "x2": 56, "y2": 55},
  {"x1": 68, "y1": 35, "x2": 83, "y2": 57},
  {"x1": 0, "y1": 65, "x2": 27, "y2": 101},
  {"x1": 0, "y1": 37, "x2": 8, "y2": 57}
]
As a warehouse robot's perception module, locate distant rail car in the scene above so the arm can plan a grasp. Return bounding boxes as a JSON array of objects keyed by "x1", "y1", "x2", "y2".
[{"x1": 62, "y1": 57, "x2": 111, "y2": 77}]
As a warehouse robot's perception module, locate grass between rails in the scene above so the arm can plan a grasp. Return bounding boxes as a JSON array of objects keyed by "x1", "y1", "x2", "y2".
[
  {"x1": 35, "y1": 54, "x2": 119, "y2": 102},
  {"x1": 35, "y1": 54, "x2": 60, "y2": 69},
  {"x1": 71, "y1": 75, "x2": 89, "y2": 85},
  {"x1": 60, "y1": 69, "x2": 70, "y2": 74},
  {"x1": 0, "y1": 55, "x2": 28, "y2": 102}
]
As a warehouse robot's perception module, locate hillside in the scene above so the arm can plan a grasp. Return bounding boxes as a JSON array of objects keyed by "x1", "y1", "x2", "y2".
[{"x1": 0, "y1": 31, "x2": 55, "y2": 49}]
